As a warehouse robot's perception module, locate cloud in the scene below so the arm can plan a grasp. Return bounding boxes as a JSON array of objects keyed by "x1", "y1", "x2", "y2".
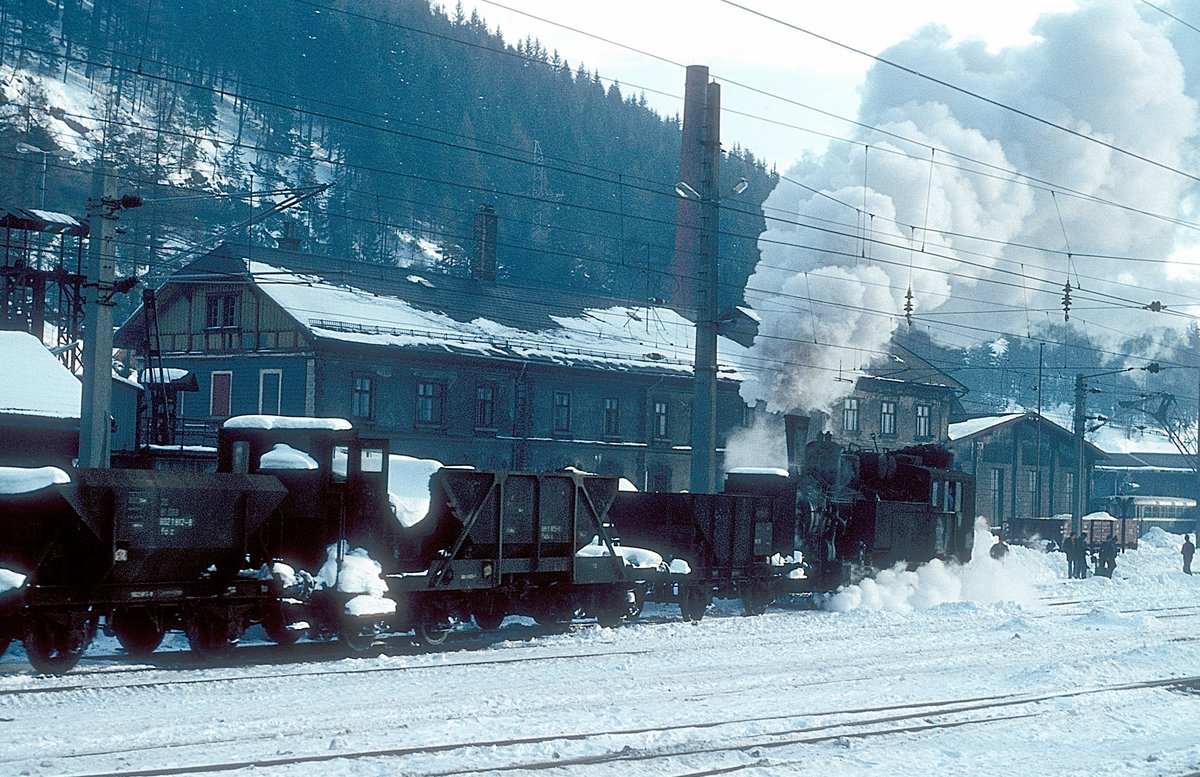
[{"x1": 743, "y1": 0, "x2": 1200, "y2": 414}]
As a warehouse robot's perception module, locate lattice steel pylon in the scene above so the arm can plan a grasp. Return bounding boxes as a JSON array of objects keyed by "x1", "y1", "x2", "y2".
[{"x1": 0, "y1": 207, "x2": 88, "y2": 370}]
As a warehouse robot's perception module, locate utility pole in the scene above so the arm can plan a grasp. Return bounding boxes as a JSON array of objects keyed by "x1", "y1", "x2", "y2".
[
  {"x1": 1072, "y1": 373, "x2": 1086, "y2": 535},
  {"x1": 1035, "y1": 342, "x2": 1044, "y2": 518},
  {"x1": 1072, "y1": 362, "x2": 1159, "y2": 534},
  {"x1": 79, "y1": 168, "x2": 141, "y2": 468}
]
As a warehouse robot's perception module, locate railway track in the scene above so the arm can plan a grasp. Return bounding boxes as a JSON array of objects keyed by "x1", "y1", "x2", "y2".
[
  {"x1": 5, "y1": 595, "x2": 1197, "y2": 701},
  {"x1": 49, "y1": 673, "x2": 1200, "y2": 777},
  {"x1": 0, "y1": 641, "x2": 660, "y2": 699}
]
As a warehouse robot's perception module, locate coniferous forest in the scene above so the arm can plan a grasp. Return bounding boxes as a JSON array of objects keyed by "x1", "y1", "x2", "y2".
[{"x1": 0, "y1": 0, "x2": 775, "y2": 312}]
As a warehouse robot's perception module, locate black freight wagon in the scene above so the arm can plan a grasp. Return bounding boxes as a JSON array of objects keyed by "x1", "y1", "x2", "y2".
[
  {"x1": 0, "y1": 467, "x2": 288, "y2": 672},
  {"x1": 607, "y1": 469, "x2": 800, "y2": 620}
]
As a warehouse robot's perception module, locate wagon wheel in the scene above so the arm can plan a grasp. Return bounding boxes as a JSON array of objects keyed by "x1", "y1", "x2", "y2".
[
  {"x1": 741, "y1": 582, "x2": 771, "y2": 617},
  {"x1": 415, "y1": 612, "x2": 456, "y2": 647},
  {"x1": 110, "y1": 607, "x2": 165, "y2": 658},
  {"x1": 24, "y1": 611, "x2": 92, "y2": 674},
  {"x1": 263, "y1": 606, "x2": 302, "y2": 647},
  {"x1": 594, "y1": 586, "x2": 629, "y2": 628},
  {"x1": 473, "y1": 597, "x2": 506, "y2": 631},
  {"x1": 531, "y1": 596, "x2": 577, "y2": 631},
  {"x1": 681, "y1": 586, "x2": 710, "y2": 622},
  {"x1": 626, "y1": 588, "x2": 645, "y2": 621},
  {"x1": 0, "y1": 616, "x2": 14, "y2": 658},
  {"x1": 184, "y1": 612, "x2": 239, "y2": 660},
  {"x1": 340, "y1": 619, "x2": 379, "y2": 653}
]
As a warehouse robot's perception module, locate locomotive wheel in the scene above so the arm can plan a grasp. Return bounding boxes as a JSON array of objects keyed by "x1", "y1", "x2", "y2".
[
  {"x1": 24, "y1": 612, "x2": 91, "y2": 674},
  {"x1": 110, "y1": 608, "x2": 165, "y2": 657},
  {"x1": 681, "y1": 587, "x2": 709, "y2": 622},
  {"x1": 185, "y1": 613, "x2": 239, "y2": 660}
]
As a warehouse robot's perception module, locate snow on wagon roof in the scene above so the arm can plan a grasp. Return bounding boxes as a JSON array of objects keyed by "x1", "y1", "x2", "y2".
[
  {"x1": 0, "y1": 331, "x2": 81, "y2": 420},
  {"x1": 0, "y1": 465, "x2": 70, "y2": 494},
  {"x1": 223, "y1": 415, "x2": 353, "y2": 431}
]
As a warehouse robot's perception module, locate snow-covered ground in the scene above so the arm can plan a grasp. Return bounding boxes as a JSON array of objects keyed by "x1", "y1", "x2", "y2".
[{"x1": 3, "y1": 529, "x2": 1200, "y2": 775}]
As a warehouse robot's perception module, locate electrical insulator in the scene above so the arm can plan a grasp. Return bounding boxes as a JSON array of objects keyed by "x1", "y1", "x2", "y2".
[
  {"x1": 1061, "y1": 280, "x2": 1072, "y2": 321},
  {"x1": 903, "y1": 287, "x2": 914, "y2": 326}
]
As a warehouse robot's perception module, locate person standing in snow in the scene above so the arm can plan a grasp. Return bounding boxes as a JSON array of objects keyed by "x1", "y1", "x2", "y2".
[
  {"x1": 1063, "y1": 533, "x2": 1078, "y2": 578},
  {"x1": 1071, "y1": 533, "x2": 1089, "y2": 579},
  {"x1": 1097, "y1": 536, "x2": 1117, "y2": 578},
  {"x1": 989, "y1": 533, "x2": 1009, "y2": 561},
  {"x1": 1183, "y1": 535, "x2": 1195, "y2": 575}
]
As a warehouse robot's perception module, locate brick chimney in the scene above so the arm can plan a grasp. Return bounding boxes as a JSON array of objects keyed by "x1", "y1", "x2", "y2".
[
  {"x1": 472, "y1": 205, "x2": 497, "y2": 283},
  {"x1": 276, "y1": 222, "x2": 301, "y2": 251}
]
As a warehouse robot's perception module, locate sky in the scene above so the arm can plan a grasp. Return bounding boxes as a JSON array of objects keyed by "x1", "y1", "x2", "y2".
[
  {"x1": 462, "y1": 0, "x2": 1079, "y2": 170},
  {"x1": 465, "y1": 0, "x2": 1200, "y2": 419}
]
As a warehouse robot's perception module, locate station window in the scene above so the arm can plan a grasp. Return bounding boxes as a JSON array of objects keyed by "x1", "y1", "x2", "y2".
[
  {"x1": 351, "y1": 375, "x2": 374, "y2": 420},
  {"x1": 653, "y1": 401, "x2": 669, "y2": 439},
  {"x1": 880, "y1": 400, "x2": 897, "y2": 436},
  {"x1": 477, "y1": 384, "x2": 496, "y2": 429},
  {"x1": 603, "y1": 397, "x2": 620, "y2": 436},
  {"x1": 915, "y1": 404, "x2": 931, "y2": 439},
  {"x1": 416, "y1": 381, "x2": 444, "y2": 425},
  {"x1": 553, "y1": 391, "x2": 571, "y2": 433},
  {"x1": 205, "y1": 293, "x2": 239, "y2": 329},
  {"x1": 843, "y1": 397, "x2": 859, "y2": 433}
]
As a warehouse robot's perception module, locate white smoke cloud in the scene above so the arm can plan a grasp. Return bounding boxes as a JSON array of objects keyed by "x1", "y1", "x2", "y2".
[
  {"x1": 826, "y1": 519, "x2": 1051, "y2": 612},
  {"x1": 742, "y1": 0, "x2": 1200, "y2": 414},
  {"x1": 723, "y1": 415, "x2": 787, "y2": 471}
]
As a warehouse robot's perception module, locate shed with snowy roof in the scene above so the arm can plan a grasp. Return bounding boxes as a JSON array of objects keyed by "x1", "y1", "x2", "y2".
[
  {"x1": 115, "y1": 242, "x2": 754, "y2": 491},
  {"x1": 0, "y1": 330, "x2": 81, "y2": 466},
  {"x1": 947, "y1": 411, "x2": 1108, "y2": 534},
  {"x1": 1095, "y1": 451, "x2": 1196, "y2": 504}
]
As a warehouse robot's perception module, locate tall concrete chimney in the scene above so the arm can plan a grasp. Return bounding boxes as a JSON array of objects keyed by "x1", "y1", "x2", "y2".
[{"x1": 669, "y1": 65, "x2": 712, "y2": 312}]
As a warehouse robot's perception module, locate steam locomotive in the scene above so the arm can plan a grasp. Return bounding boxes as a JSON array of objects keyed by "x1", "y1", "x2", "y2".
[{"x1": 0, "y1": 413, "x2": 973, "y2": 673}]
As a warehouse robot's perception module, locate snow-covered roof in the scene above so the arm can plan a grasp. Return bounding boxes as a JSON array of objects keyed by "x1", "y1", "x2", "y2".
[
  {"x1": 139, "y1": 367, "x2": 191, "y2": 384},
  {"x1": 0, "y1": 332, "x2": 81, "y2": 420},
  {"x1": 259, "y1": 443, "x2": 319, "y2": 470},
  {"x1": 1097, "y1": 452, "x2": 1192, "y2": 472},
  {"x1": 133, "y1": 244, "x2": 748, "y2": 379},
  {"x1": 862, "y1": 342, "x2": 966, "y2": 392},
  {"x1": 246, "y1": 258, "x2": 747, "y2": 377},
  {"x1": 947, "y1": 413, "x2": 1027, "y2": 441}
]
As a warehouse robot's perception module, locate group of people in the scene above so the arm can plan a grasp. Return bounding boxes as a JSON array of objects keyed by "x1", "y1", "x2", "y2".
[
  {"x1": 1061, "y1": 532, "x2": 1119, "y2": 578},
  {"x1": 993, "y1": 531, "x2": 1200, "y2": 578}
]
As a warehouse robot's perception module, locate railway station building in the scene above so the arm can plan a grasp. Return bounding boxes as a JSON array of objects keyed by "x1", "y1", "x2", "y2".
[
  {"x1": 114, "y1": 242, "x2": 755, "y2": 492},
  {"x1": 825, "y1": 343, "x2": 966, "y2": 452}
]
